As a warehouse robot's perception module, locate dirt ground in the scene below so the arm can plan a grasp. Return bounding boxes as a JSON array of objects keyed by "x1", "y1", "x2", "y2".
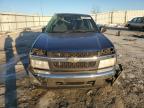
[{"x1": 0, "y1": 29, "x2": 144, "y2": 108}]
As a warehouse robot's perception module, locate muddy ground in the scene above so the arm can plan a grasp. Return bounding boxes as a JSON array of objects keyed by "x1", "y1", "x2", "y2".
[{"x1": 0, "y1": 29, "x2": 144, "y2": 108}]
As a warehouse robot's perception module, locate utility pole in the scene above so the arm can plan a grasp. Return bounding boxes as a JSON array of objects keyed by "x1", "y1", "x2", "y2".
[
  {"x1": 124, "y1": 11, "x2": 127, "y2": 23},
  {"x1": 40, "y1": 0, "x2": 44, "y2": 26}
]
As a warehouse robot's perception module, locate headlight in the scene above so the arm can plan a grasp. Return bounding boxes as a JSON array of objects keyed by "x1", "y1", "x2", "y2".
[
  {"x1": 98, "y1": 57, "x2": 116, "y2": 69},
  {"x1": 31, "y1": 48, "x2": 47, "y2": 56},
  {"x1": 99, "y1": 48, "x2": 115, "y2": 56},
  {"x1": 31, "y1": 59, "x2": 49, "y2": 69}
]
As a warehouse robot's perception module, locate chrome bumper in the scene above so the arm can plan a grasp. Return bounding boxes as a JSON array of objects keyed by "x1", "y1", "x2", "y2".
[{"x1": 28, "y1": 67, "x2": 122, "y2": 87}]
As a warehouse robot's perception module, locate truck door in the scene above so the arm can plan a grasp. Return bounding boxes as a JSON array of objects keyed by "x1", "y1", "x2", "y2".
[
  {"x1": 130, "y1": 18, "x2": 137, "y2": 28},
  {"x1": 135, "y1": 17, "x2": 143, "y2": 29}
]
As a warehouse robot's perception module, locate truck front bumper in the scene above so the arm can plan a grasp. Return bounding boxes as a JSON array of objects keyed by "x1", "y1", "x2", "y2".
[{"x1": 28, "y1": 66, "x2": 122, "y2": 88}]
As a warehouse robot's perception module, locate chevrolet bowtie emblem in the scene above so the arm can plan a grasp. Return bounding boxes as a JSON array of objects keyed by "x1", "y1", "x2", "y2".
[{"x1": 67, "y1": 58, "x2": 80, "y2": 63}]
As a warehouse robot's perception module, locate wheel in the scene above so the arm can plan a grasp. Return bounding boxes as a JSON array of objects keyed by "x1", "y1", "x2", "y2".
[
  {"x1": 142, "y1": 26, "x2": 144, "y2": 31},
  {"x1": 128, "y1": 25, "x2": 133, "y2": 30}
]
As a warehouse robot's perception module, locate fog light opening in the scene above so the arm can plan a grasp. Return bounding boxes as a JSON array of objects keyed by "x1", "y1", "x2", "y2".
[
  {"x1": 56, "y1": 82, "x2": 63, "y2": 85},
  {"x1": 105, "y1": 78, "x2": 113, "y2": 84},
  {"x1": 87, "y1": 81, "x2": 95, "y2": 86}
]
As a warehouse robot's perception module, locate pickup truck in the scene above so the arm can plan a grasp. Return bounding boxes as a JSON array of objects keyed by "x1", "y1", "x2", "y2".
[{"x1": 28, "y1": 13, "x2": 122, "y2": 87}]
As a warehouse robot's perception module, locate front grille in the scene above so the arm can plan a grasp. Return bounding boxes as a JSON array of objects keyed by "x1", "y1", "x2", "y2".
[
  {"x1": 48, "y1": 51, "x2": 98, "y2": 72},
  {"x1": 50, "y1": 61, "x2": 96, "y2": 68},
  {"x1": 47, "y1": 51, "x2": 98, "y2": 57}
]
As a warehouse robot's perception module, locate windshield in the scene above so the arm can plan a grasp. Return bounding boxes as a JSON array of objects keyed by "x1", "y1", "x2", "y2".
[{"x1": 46, "y1": 15, "x2": 99, "y2": 33}]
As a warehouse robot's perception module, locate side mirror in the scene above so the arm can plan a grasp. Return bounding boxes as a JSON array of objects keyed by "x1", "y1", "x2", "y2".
[
  {"x1": 97, "y1": 24, "x2": 102, "y2": 31},
  {"x1": 42, "y1": 26, "x2": 46, "y2": 32},
  {"x1": 101, "y1": 27, "x2": 107, "y2": 33}
]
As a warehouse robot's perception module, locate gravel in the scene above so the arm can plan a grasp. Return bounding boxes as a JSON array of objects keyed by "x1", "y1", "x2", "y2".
[{"x1": 0, "y1": 29, "x2": 144, "y2": 108}]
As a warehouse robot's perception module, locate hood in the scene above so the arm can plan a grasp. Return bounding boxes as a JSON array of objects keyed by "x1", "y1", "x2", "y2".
[{"x1": 32, "y1": 32, "x2": 114, "y2": 52}]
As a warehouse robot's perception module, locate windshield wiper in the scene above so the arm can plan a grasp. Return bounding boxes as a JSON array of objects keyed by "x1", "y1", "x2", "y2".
[
  {"x1": 48, "y1": 30, "x2": 97, "y2": 33},
  {"x1": 72, "y1": 30, "x2": 96, "y2": 33}
]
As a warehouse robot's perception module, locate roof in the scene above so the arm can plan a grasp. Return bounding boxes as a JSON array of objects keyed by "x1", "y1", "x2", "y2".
[{"x1": 54, "y1": 13, "x2": 91, "y2": 17}]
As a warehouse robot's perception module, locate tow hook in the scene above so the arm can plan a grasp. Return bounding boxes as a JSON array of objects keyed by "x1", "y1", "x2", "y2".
[{"x1": 111, "y1": 64, "x2": 123, "y2": 85}]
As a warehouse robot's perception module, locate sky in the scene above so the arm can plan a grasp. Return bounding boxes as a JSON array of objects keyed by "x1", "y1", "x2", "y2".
[{"x1": 0, "y1": 0, "x2": 144, "y2": 15}]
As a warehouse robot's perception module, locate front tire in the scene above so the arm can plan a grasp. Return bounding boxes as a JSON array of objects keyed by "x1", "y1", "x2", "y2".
[
  {"x1": 142, "y1": 26, "x2": 144, "y2": 31},
  {"x1": 128, "y1": 25, "x2": 133, "y2": 30}
]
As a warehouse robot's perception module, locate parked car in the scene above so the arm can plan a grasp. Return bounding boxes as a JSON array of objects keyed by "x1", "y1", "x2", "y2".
[
  {"x1": 125, "y1": 17, "x2": 144, "y2": 30},
  {"x1": 28, "y1": 13, "x2": 122, "y2": 87}
]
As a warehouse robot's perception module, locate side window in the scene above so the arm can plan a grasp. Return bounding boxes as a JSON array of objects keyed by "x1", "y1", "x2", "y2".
[
  {"x1": 131, "y1": 18, "x2": 137, "y2": 23},
  {"x1": 136, "y1": 18, "x2": 143, "y2": 23},
  {"x1": 142, "y1": 18, "x2": 144, "y2": 23},
  {"x1": 45, "y1": 16, "x2": 56, "y2": 32}
]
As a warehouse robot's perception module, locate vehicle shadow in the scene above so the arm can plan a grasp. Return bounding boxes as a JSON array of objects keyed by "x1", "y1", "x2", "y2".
[
  {"x1": 106, "y1": 27, "x2": 144, "y2": 32},
  {"x1": 131, "y1": 34, "x2": 144, "y2": 39},
  {"x1": 4, "y1": 35, "x2": 17, "y2": 108}
]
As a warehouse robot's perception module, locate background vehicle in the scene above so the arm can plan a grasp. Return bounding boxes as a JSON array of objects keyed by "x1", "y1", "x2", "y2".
[{"x1": 125, "y1": 17, "x2": 144, "y2": 30}]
